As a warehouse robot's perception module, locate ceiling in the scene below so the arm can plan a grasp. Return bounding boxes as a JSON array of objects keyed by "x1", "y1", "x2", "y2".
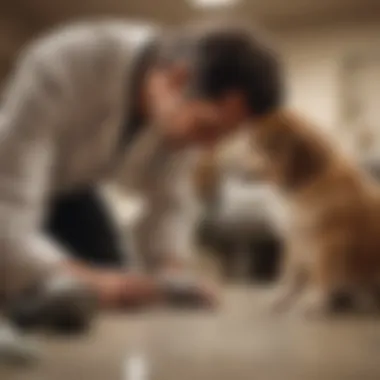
[
  {"x1": 125, "y1": 0, "x2": 380, "y2": 28},
  {"x1": 0, "y1": 0, "x2": 379, "y2": 81},
  {"x1": 6, "y1": 0, "x2": 380, "y2": 31}
]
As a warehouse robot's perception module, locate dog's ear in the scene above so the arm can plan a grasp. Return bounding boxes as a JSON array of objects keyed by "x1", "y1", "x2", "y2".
[
  {"x1": 283, "y1": 130, "x2": 328, "y2": 190},
  {"x1": 252, "y1": 116, "x2": 329, "y2": 189}
]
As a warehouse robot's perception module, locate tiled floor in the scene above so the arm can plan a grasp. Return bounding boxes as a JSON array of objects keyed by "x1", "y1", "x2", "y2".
[{"x1": 2, "y1": 286, "x2": 380, "y2": 380}]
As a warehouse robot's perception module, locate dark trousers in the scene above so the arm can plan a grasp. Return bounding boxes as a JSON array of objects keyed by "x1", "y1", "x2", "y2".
[{"x1": 45, "y1": 189, "x2": 126, "y2": 268}]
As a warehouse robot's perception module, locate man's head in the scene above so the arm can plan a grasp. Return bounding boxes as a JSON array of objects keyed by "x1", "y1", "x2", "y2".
[{"x1": 144, "y1": 21, "x2": 284, "y2": 147}]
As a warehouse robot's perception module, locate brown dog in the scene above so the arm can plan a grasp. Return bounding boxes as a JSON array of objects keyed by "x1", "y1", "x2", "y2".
[{"x1": 251, "y1": 109, "x2": 380, "y2": 316}]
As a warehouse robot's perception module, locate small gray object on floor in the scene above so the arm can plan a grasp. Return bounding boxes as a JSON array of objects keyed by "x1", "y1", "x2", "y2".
[{"x1": 6, "y1": 274, "x2": 99, "y2": 335}]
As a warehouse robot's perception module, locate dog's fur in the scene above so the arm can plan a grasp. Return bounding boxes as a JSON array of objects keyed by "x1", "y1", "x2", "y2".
[{"x1": 251, "y1": 110, "x2": 380, "y2": 316}]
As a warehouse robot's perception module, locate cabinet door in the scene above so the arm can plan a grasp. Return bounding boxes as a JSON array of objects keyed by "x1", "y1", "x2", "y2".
[{"x1": 343, "y1": 57, "x2": 380, "y2": 155}]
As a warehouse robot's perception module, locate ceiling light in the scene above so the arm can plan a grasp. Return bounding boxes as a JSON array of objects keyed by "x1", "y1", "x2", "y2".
[{"x1": 189, "y1": 0, "x2": 240, "y2": 9}]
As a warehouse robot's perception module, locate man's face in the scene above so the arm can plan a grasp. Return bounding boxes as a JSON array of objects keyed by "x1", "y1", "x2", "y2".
[{"x1": 147, "y1": 66, "x2": 250, "y2": 147}]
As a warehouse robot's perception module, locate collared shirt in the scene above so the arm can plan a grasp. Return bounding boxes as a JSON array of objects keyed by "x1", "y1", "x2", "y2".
[{"x1": 0, "y1": 20, "x2": 189, "y2": 297}]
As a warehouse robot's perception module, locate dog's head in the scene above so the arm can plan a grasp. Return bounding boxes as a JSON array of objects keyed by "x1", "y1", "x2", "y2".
[{"x1": 251, "y1": 111, "x2": 330, "y2": 192}]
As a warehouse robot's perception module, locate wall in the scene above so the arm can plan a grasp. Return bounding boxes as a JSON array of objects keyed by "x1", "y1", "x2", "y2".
[{"x1": 276, "y1": 22, "x2": 380, "y2": 135}]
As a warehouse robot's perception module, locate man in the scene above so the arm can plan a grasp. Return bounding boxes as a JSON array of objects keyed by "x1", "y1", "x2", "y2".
[{"x1": 0, "y1": 19, "x2": 282, "y2": 310}]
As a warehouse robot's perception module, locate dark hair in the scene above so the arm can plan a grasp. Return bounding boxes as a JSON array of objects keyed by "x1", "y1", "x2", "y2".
[{"x1": 158, "y1": 22, "x2": 284, "y2": 116}]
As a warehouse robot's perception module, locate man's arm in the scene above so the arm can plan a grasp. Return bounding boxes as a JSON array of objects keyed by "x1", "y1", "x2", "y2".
[
  {"x1": 152, "y1": 150, "x2": 206, "y2": 271},
  {"x1": 150, "y1": 178, "x2": 219, "y2": 308},
  {"x1": 0, "y1": 45, "x2": 68, "y2": 298},
  {"x1": 158, "y1": 192, "x2": 201, "y2": 270},
  {"x1": 0, "y1": 29, "x2": 164, "y2": 309}
]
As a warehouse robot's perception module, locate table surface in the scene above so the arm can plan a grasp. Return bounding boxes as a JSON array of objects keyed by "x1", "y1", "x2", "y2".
[{"x1": 2, "y1": 286, "x2": 380, "y2": 380}]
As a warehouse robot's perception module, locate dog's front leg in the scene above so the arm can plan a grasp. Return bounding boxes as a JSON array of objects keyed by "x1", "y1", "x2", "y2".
[
  {"x1": 293, "y1": 239, "x2": 348, "y2": 318},
  {"x1": 267, "y1": 238, "x2": 307, "y2": 313}
]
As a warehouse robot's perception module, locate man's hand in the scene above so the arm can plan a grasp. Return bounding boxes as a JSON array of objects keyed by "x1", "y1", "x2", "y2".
[
  {"x1": 93, "y1": 272, "x2": 161, "y2": 309},
  {"x1": 62, "y1": 261, "x2": 161, "y2": 309},
  {"x1": 62, "y1": 260, "x2": 219, "y2": 310}
]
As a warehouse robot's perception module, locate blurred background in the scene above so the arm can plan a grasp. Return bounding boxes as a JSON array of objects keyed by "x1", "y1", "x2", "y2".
[
  {"x1": 1, "y1": 0, "x2": 380, "y2": 137},
  {"x1": 2, "y1": 0, "x2": 380, "y2": 141},
  {"x1": 2, "y1": 1, "x2": 380, "y2": 379}
]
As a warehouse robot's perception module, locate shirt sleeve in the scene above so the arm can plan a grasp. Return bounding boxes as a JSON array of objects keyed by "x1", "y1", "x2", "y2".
[{"x1": 0, "y1": 43, "x2": 69, "y2": 297}]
